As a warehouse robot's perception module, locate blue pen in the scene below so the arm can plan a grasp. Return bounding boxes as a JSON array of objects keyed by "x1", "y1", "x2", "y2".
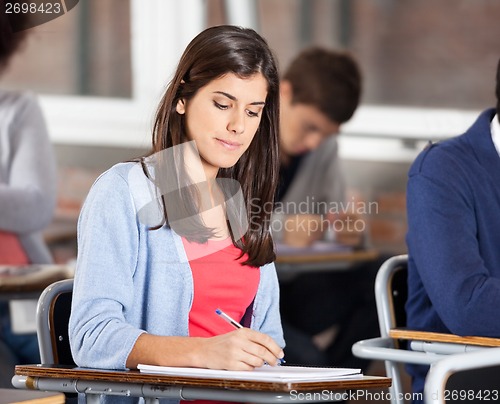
[
  {"x1": 215, "y1": 308, "x2": 244, "y2": 329},
  {"x1": 215, "y1": 308, "x2": 285, "y2": 365}
]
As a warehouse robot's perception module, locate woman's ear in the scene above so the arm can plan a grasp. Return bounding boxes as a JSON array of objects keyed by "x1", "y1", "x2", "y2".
[{"x1": 176, "y1": 99, "x2": 186, "y2": 114}]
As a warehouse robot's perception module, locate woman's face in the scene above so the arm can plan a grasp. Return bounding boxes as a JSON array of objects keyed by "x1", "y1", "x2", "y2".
[{"x1": 176, "y1": 72, "x2": 268, "y2": 178}]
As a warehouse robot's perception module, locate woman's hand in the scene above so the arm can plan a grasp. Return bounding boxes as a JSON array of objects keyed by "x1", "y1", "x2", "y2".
[
  {"x1": 191, "y1": 328, "x2": 285, "y2": 370},
  {"x1": 127, "y1": 330, "x2": 284, "y2": 370}
]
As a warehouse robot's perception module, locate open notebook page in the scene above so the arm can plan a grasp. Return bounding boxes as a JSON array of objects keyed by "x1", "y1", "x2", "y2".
[{"x1": 138, "y1": 364, "x2": 362, "y2": 383}]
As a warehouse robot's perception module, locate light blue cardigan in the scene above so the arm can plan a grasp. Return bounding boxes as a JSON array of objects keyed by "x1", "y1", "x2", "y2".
[{"x1": 69, "y1": 161, "x2": 284, "y2": 377}]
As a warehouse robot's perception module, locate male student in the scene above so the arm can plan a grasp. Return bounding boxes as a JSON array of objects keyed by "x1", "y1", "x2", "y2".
[
  {"x1": 275, "y1": 47, "x2": 379, "y2": 370},
  {"x1": 405, "y1": 58, "x2": 500, "y2": 402}
]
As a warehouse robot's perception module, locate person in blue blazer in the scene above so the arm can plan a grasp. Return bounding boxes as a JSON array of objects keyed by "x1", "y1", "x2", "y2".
[{"x1": 406, "y1": 57, "x2": 500, "y2": 402}]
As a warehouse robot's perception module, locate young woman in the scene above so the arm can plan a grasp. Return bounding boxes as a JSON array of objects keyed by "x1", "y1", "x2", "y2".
[{"x1": 69, "y1": 25, "x2": 285, "y2": 374}]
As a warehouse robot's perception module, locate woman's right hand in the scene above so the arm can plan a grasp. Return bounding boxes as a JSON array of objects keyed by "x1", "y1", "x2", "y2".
[
  {"x1": 190, "y1": 328, "x2": 285, "y2": 370},
  {"x1": 126, "y1": 330, "x2": 284, "y2": 370}
]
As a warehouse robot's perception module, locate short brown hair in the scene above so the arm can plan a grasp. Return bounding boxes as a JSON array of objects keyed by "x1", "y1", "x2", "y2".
[{"x1": 283, "y1": 47, "x2": 362, "y2": 124}]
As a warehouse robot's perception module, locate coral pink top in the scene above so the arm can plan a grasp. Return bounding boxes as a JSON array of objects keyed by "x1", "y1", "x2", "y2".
[
  {"x1": 182, "y1": 237, "x2": 260, "y2": 337},
  {"x1": 182, "y1": 237, "x2": 260, "y2": 404}
]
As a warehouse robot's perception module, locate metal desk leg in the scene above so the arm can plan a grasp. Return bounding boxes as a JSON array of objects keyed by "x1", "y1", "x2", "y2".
[{"x1": 85, "y1": 393, "x2": 102, "y2": 403}]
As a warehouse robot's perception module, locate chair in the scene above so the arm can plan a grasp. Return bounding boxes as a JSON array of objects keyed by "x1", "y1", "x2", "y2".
[
  {"x1": 35, "y1": 279, "x2": 162, "y2": 403},
  {"x1": 36, "y1": 278, "x2": 75, "y2": 365},
  {"x1": 424, "y1": 347, "x2": 500, "y2": 404},
  {"x1": 353, "y1": 255, "x2": 499, "y2": 404},
  {"x1": 352, "y1": 255, "x2": 442, "y2": 404}
]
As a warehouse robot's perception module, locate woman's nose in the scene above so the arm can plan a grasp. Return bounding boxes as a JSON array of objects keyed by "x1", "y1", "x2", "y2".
[{"x1": 227, "y1": 111, "x2": 245, "y2": 134}]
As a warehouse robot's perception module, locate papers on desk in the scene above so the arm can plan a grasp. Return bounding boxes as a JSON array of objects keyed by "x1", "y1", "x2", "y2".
[
  {"x1": 138, "y1": 364, "x2": 362, "y2": 383},
  {"x1": 275, "y1": 241, "x2": 353, "y2": 255}
]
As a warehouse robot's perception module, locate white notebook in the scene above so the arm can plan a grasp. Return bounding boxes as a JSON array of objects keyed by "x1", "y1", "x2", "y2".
[{"x1": 138, "y1": 364, "x2": 362, "y2": 383}]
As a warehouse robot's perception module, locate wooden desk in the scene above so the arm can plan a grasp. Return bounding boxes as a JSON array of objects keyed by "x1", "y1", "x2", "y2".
[
  {"x1": 0, "y1": 265, "x2": 74, "y2": 301},
  {"x1": 390, "y1": 329, "x2": 500, "y2": 347},
  {"x1": 390, "y1": 328, "x2": 500, "y2": 356},
  {"x1": 0, "y1": 388, "x2": 64, "y2": 404},
  {"x1": 275, "y1": 241, "x2": 379, "y2": 275},
  {"x1": 13, "y1": 364, "x2": 391, "y2": 403}
]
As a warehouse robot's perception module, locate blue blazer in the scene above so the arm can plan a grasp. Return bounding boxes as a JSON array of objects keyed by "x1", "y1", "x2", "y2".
[{"x1": 406, "y1": 109, "x2": 500, "y2": 395}]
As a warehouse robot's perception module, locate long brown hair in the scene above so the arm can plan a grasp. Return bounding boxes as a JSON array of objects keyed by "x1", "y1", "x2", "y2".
[{"x1": 144, "y1": 25, "x2": 280, "y2": 267}]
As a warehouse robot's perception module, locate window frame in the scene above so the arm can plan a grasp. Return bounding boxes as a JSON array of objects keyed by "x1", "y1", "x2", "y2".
[{"x1": 38, "y1": 0, "x2": 206, "y2": 149}]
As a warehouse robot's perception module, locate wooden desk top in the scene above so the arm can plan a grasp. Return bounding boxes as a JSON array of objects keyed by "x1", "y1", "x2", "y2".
[
  {"x1": 16, "y1": 364, "x2": 391, "y2": 393},
  {"x1": 274, "y1": 243, "x2": 379, "y2": 277},
  {"x1": 0, "y1": 388, "x2": 64, "y2": 404},
  {"x1": 0, "y1": 265, "x2": 73, "y2": 295},
  {"x1": 275, "y1": 248, "x2": 379, "y2": 264},
  {"x1": 390, "y1": 328, "x2": 500, "y2": 347}
]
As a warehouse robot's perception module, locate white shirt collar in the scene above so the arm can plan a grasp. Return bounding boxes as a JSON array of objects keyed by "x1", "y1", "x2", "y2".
[{"x1": 491, "y1": 114, "x2": 500, "y2": 157}]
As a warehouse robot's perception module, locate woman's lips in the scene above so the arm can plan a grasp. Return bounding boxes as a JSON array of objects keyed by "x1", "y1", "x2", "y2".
[{"x1": 216, "y1": 138, "x2": 242, "y2": 151}]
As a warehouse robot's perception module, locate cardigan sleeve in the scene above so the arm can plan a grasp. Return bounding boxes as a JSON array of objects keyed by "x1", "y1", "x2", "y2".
[
  {"x1": 252, "y1": 262, "x2": 285, "y2": 348},
  {"x1": 407, "y1": 148, "x2": 500, "y2": 337},
  {"x1": 69, "y1": 168, "x2": 145, "y2": 369}
]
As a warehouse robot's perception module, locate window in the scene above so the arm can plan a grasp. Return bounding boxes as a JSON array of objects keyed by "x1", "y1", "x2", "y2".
[
  {"x1": 255, "y1": 0, "x2": 499, "y2": 161},
  {"x1": 1, "y1": 0, "x2": 498, "y2": 161},
  {"x1": 2, "y1": 0, "x2": 131, "y2": 97}
]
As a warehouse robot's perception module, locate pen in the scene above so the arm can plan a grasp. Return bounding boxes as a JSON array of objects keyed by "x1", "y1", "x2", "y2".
[
  {"x1": 215, "y1": 308, "x2": 243, "y2": 329},
  {"x1": 215, "y1": 308, "x2": 285, "y2": 365}
]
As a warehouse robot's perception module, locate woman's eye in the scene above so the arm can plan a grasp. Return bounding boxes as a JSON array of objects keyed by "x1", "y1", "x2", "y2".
[
  {"x1": 214, "y1": 101, "x2": 229, "y2": 110},
  {"x1": 247, "y1": 110, "x2": 260, "y2": 118}
]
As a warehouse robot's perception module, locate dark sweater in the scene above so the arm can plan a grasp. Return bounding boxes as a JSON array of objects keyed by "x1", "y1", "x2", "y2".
[{"x1": 406, "y1": 108, "x2": 500, "y2": 397}]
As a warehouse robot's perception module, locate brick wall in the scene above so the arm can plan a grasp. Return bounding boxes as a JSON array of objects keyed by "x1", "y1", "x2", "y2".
[
  {"x1": 342, "y1": 159, "x2": 410, "y2": 256},
  {"x1": 369, "y1": 191, "x2": 407, "y2": 255}
]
